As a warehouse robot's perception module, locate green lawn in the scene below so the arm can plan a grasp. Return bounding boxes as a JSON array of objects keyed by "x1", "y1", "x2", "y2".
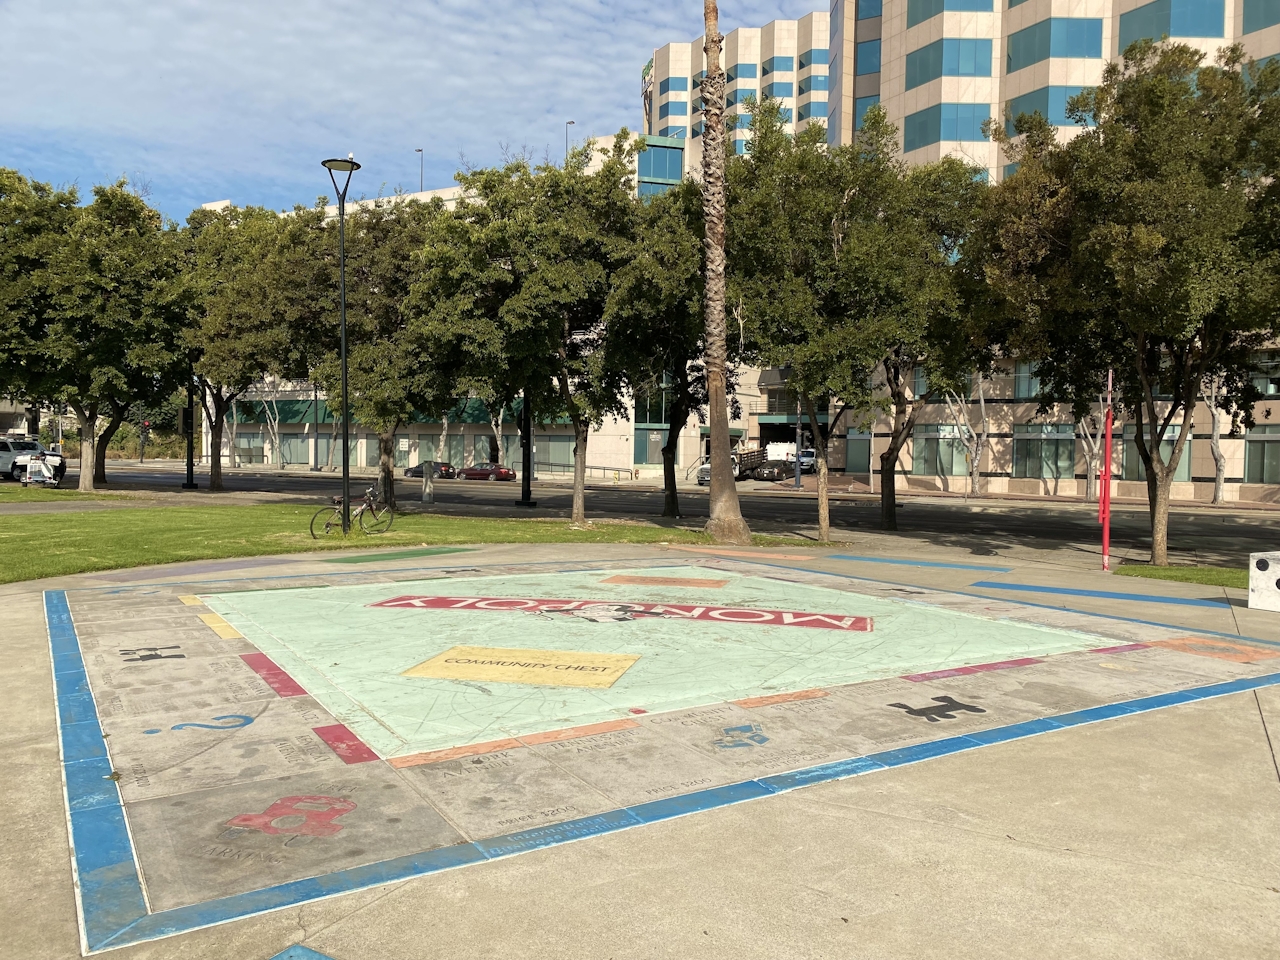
[
  {"x1": 0, "y1": 485, "x2": 116, "y2": 503},
  {"x1": 0, "y1": 503, "x2": 778, "y2": 584},
  {"x1": 1115, "y1": 564, "x2": 1247, "y2": 589}
]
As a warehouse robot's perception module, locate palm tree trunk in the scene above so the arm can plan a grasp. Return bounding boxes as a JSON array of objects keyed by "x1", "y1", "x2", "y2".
[{"x1": 701, "y1": 0, "x2": 750, "y2": 546}]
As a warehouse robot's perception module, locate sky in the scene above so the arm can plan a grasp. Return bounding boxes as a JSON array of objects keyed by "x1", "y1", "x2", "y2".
[{"x1": 1, "y1": 1, "x2": 821, "y2": 222}]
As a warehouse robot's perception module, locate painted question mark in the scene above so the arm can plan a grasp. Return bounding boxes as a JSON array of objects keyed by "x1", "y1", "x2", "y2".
[{"x1": 144, "y1": 714, "x2": 255, "y2": 735}]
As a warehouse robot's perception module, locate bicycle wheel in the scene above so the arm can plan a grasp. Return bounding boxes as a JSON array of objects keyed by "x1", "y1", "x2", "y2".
[
  {"x1": 359, "y1": 502, "x2": 395, "y2": 534},
  {"x1": 310, "y1": 506, "x2": 345, "y2": 539}
]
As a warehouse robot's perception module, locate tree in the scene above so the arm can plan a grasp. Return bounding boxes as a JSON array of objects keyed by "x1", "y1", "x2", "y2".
[
  {"x1": 699, "y1": 0, "x2": 752, "y2": 545},
  {"x1": 943, "y1": 376, "x2": 990, "y2": 496},
  {"x1": 973, "y1": 43, "x2": 1279, "y2": 564},
  {"x1": 605, "y1": 179, "x2": 707, "y2": 518}
]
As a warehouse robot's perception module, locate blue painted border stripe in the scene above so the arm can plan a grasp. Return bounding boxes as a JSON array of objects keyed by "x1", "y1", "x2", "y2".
[
  {"x1": 50, "y1": 583, "x2": 1280, "y2": 953},
  {"x1": 45, "y1": 591, "x2": 149, "y2": 953},
  {"x1": 970, "y1": 580, "x2": 1230, "y2": 608},
  {"x1": 831, "y1": 554, "x2": 1014, "y2": 572}
]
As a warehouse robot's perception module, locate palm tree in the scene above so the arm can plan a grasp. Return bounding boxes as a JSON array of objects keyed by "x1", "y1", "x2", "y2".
[{"x1": 700, "y1": 0, "x2": 752, "y2": 545}]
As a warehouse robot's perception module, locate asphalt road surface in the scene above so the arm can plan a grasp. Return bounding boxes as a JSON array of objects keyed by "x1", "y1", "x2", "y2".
[{"x1": 36, "y1": 461, "x2": 1278, "y2": 567}]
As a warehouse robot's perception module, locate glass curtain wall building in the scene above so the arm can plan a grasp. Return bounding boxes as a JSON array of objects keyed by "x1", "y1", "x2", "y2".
[
  {"x1": 643, "y1": 12, "x2": 830, "y2": 174},
  {"x1": 828, "y1": 0, "x2": 1280, "y2": 179}
]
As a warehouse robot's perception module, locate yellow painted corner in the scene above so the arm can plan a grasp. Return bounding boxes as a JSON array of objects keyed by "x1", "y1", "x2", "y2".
[
  {"x1": 178, "y1": 595, "x2": 204, "y2": 606},
  {"x1": 403, "y1": 645, "x2": 640, "y2": 689},
  {"x1": 198, "y1": 612, "x2": 244, "y2": 640}
]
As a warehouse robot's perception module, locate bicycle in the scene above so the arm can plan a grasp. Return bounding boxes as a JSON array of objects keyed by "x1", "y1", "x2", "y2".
[{"x1": 310, "y1": 485, "x2": 395, "y2": 538}]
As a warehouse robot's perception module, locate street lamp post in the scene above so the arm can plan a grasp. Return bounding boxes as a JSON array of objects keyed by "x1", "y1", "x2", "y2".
[
  {"x1": 322, "y1": 154, "x2": 361, "y2": 534},
  {"x1": 565, "y1": 120, "x2": 575, "y2": 164},
  {"x1": 415, "y1": 148, "x2": 423, "y2": 193}
]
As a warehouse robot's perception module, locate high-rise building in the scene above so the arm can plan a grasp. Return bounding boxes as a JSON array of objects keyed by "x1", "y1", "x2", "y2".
[
  {"x1": 828, "y1": 0, "x2": 1280, "y2": 178},
  {"x1": 643, "y1": 12, "x2": 831, "y2": 176}
]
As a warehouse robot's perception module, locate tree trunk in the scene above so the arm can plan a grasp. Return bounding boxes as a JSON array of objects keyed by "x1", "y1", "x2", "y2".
[
  {"x1": 199, "y1": 383, "x2": 233, "y2": 492},
  {"x1": 377, "y1": 425, "x2": 398, "y2": 509},
  {"x1": 570, "y1": 414, "x2": 589, "y2": 524},
  {"x1": 93, "y1": 411, "x2": 126, "y2": 485},
  {"x1": 661, "y1": 387, "x2": 690, "y2": 519},
  {"x1": 68, "y1": 401, "x2": 98, "y2": 493},
  {"x1": 1149, "y1": 468, "x2": 1172, "y2": 566},
  {"x1": 700, "y1": 0, "x2": 751, "y2": 546},
  {"x1": 879, "y1": 439, "x2": 903, "y2": 530},
  {"x1": 436, "y1": 414, "x2": 450, "y2": 464},
  {"x1": 802, "y1": 392, "x2": 830, "y2": 541},
  {"x1": 491, "y1": 407, "x2": 504, "y2": 465},
  {"x1": 1208, "y1": 399, "x2": 1225, "y2": 506}
]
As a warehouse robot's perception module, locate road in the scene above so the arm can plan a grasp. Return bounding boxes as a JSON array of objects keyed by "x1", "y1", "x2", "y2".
[{"x1": 32, "y1": 460, "x2": 1277, "y2": 567}]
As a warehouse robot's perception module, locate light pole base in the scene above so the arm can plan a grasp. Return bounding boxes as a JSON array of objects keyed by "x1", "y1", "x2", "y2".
[
  {"x1": 181, "y1": 482, "x2": 199, "y2": 490},
  {"x1": 513, "y1": 500, "x2": 538, "y2": 508}
]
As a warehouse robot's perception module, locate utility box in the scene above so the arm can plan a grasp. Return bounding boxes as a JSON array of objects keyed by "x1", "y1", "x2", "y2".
[{"x1": 1248, "y1": 553, "x2": 1280, "y2": 612}]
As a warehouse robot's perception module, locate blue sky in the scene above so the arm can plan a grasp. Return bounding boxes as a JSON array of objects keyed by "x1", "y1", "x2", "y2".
[{"x1": 1, "y1": 1, "x2": 820, "y2": 222}]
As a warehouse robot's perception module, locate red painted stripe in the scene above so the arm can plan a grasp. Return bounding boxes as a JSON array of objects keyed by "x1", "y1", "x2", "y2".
[
  {"x1": 1090, "y1": 643, "x2": 1150, "y2": 653},
  {"x1": 903, "y1": 657, "x2": 1043, "y2": 683},
  {"x1": 240, "y1": 652, "x2": 308, "y2": 698},
  {"x1": 313, "y1": 723, "x2": 380, "y2": 764}
]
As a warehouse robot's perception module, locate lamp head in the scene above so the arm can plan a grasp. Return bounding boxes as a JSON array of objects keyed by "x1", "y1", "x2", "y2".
[{"x1": 322, "y1": 157, "x2": 361, "y2": 172}]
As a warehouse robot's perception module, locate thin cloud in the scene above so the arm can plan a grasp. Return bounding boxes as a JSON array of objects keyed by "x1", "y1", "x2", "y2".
[{"x1": 0, "y1": 0, "x2": 819, "y2": 220}]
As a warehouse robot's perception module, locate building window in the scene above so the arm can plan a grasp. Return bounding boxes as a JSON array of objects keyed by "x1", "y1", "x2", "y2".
[
  {"x1": 733, "y1": 139, "x2": 749, "y2": 154},
  {"x1": 658, "y1": 126, "x2": 687, "y2": 139},
  {"x1": 906, "y1": 38, "x2": 992, "y2": 89},
  {"x1": 1119, "y1": 0, "x2": 1224, "y2": 50},
  {"x1": 659, "y1": 100, "x2": 688, "y2": 118},
  {"x1": 726, "y1": 88, "x2": 757, "y2": 108},
  {"x1": 1252, "y1": 351, "x2": 1280, "y2": 396},
  {"x1": 692, "y1": 121, "x2": 705, "y2": 137},
  {"x1": 1245, "y1": 0, "x2": 1280, "y2": 32},
  {"x1": 727, "y1": 63, "x2": 758, "y2": 82},
  {"x1": 634, "y1": 429, "x2": 669, "y2": 464},
  {"x1": 912, "y1": 425, "x2": 968, "y2": 476},
  {"x1": 233, "y1": 431, "x2": 265, "y2": 464},
  {"x1": 1013, "y1": 361, "x2": 1041, "y2": 400},
  {"x1": 1007, "y1": 18, "x2": 1103, "y2": 74},
  {"x1": 1246, "y1": 426, "x2": 1280, "y2": 483},
  {"x1": 638, "y1": 145, "x2": 683, "y2": 181},
  {"x1": 846, "y1": 431, "x2": 873, "y2": 473},
  {"x1": 800, "y1": 74, "x2": 830, "y2": 94},
  {"x1": 907, "y1": 0, "x2": 994, "y2": 29},
  {"x1": 912, "y1": 367, "x2": 929, "y2": 398},
  {"x1": 659, "y1": 76, "x2": 689, "y2": 94},
  {"x1": 1005, "y1": 86, "x2": 1091, "y2": 135},
  {"x1": 855, "y1": 95, "x2": 881, "y2": 130},
  {"x1": 1122, "y1": 427, "x2": 1192, "y2": 482},
  {"x1": 1012, "y1": 424, "x2": 1074, "y2": 479},
  {"x1": 763, "y1": 81, "x2": 795, "y2": 98},
  {"x1": 763, "y1": 56, "x2": 795, "y2": 76},
  {"x1": 277, "y1": 434, "x2": 308, "y2": 465},
  {"x1": 859, "y1": 0, "x2": 884, "y2": 18},
  {"x1": 779, "y1": 107, "x2": 794, "y2": 122},
  {"x1": 798, "y1": 100, "x2": 828, "y2": 120},
  {"x1": 365, "y1": 435, "x2": 410, "y2": 468},
  {"x1": 800, "y1": 48, "x2": 830, "y2": 68},
  {"x1": 856, "y1": 39, "x2": 882, "y2": 74},
  {"x1": 904, "y1": 103, "x2": 991, "y2": 151}
]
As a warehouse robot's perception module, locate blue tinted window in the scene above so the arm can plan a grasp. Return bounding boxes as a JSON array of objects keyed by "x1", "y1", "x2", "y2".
[
  {"x1": 733, "y1": 139, "x2": 749, "y2": 154},
  {"x1": 905, "y1": 103, "x2": 990, "y2": 150},
  {"x1": 1119, "y1": 0, "x2": 1223, "y2": 48},
  {"x1": 908, "y1": 39, "x2": 990, "y2": 89},
  {"x1": 779, "y1": 107, "x2": 794, "y2": 122},
  {"x1": 659, "y1": 76, "x2": 689, "y2": 94},
  {"x1": 763, "y1": 81, "x2": 795, "y2": 97},
  {"x1": 1003, "y1": 163, "x2": 1020, "y2": 178},
  {"x1": 799, "y1": 48, "x2": 830, "y2": 68},
  {"x1": 763, "y1": 56, "x2": 795, "y2": 75},
  {"x1": 859, "y1": 0, "x2": 883, "y2": 17},
  {"x1": 638, "y1": 182, "x2": 672, "y2": 198},
  {"x1": 659, "y1": 100, "x2": 688, "y2": 118},
  {"x1": 1009, "y1": 19, "x2": 1101, "y2": 72},
  {"x1": 726, "y1": 88, "x2": 757, "y2": 107},
  {"x1": 798, "y1": 100, "x2": 829, "y2": 120},
  {"x1": 908, "y1": 0, "x2": 993, "y2": 27},
  {"x1": 1171, "y1": 0, "x2": 1224, "y2": 35},
  {"x1": 1005, "y1": 85, "x2": 1091, "y2": 134},
  {"x1": 727, "y1": 63, "x2": 758, "y2": 82},
  {"x1": 1245, "y1": 0, "x2": 1280, "y2": 32},
  {"x1": 855, "y1": 95, "x2": 881, "y2": 130},
  {"x1": 800, "y1": 75, "x2": 830, "y2": 94},
  {"x1": 732, "y1": 113, "x2": 751, "y2": 128},
  {"x1": 638, "y1": 145, "x2": 683, "y2": 180},
  {"x1": 692, "y1": 121, "x2": 705, "y2": 137},
  {"x1": 857, "y1": 39, "x2": 882, "y2": 74},
  {"x1": 658, "y1": 125, "x2": 687, "y2": 138},
  {"x1": 1009, "y1": 0, "x2": 1030, "y2": 7}
]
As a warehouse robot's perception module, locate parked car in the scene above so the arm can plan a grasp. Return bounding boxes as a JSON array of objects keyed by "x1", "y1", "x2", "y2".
[
  {"x1": 752, "y1": 459, "x2": 796, "y2": 481},
  {"x1": 404, "y1": 461, "x2": 456, "y2": 480},
  {"x1": 0, "y1": 438, "x2": 66, "y2": 482},
  {"x1": 457, "y1": 462, "x2": 516, "y2": 481},
  {"x1": 798, "y1": 448, "x2": 817, "y2": 473}
]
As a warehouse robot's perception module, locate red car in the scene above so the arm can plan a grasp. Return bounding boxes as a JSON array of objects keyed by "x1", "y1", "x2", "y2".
[{"x1": 457, "y1": 462, "x2": 516, "y2": 481}]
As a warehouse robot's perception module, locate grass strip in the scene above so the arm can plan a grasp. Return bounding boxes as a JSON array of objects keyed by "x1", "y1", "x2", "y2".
[
  {"x1": 0, "y1": 485, "x2": 116, "y2": 503},
  {"x1": 0, "y1": 503, "x2": 781, "y2": 584},
  {"x1": 1115, "y1": 564, "x2": 1247, "y2": 589},
  {"x1": 323, "y1": 546, "x2": 475, "y2": 564}
]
